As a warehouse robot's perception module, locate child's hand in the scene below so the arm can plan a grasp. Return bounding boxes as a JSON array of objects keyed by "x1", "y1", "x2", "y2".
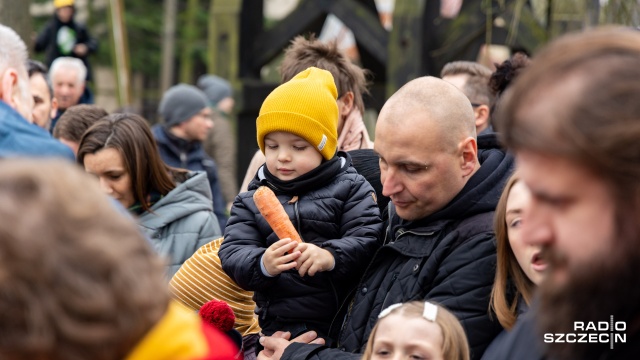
[
  {"x1": 294, "y1": 243, "x2": 335, "y2": 277},
  {"x1": 263, "y1": 238, "x2": 300, "y2": 276}
]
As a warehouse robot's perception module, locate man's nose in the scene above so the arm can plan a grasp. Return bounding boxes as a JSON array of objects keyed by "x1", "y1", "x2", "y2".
[
  {"x1": 57, "y1": 86, "x2": 69, "y2": 96},
  {"x1": 521, "y1": 203, "x2": 553, "y2": 247},
  {"x1": 381, "y1": 167, "x2": 402, "y2": 197}
]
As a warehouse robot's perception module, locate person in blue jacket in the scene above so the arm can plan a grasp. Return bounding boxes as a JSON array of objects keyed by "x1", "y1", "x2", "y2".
[
  {"x1": 0, "y1": 24, "x2": 74, "y2": 161},
  {"x1": 219, "y1": 67, "x2": 383, "y2": 347}
]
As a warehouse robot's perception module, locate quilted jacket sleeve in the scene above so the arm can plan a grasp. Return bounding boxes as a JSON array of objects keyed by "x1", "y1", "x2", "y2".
[
  {"x1": 321, "y1": 177, "x2": 382, "y2": 282},
  {"x1": 424, "y1": 220, "x2": 503, "y2": 359},
  {"x1": 219, "y1": 194, "x2": 279, "y2": 292},
  {"x1": 282, "y1": 343, "x2": 361, "y2": 360}
]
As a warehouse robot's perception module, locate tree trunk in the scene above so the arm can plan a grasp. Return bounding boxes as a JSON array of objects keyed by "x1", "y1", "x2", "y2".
[
  {"x1": 0, "y1": 0, "x2": 33, "y2": 51},
  {"x1": 160, "y1": 0, "x2": 178, "y2": 93},
  {"x1": 179, "y1": 0, "x2": 199, "y2": 84},
  {"x1": 109, "y1": 0, "x2": 132, "y2": 107},
  {"x1": 208, "y1": 0, "x2": 241, "y2": 81}
]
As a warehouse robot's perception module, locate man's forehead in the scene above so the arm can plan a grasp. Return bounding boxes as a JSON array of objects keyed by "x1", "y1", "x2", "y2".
[
  {"x1": 29, "y1": 73, "x2": 51, "y2": 94},
  {"x1": 373, "y1": 140, "x2": 432, "y2": 166},
  {"x1": 52, "y1": 68, "x2": 80, "y2": 82}
]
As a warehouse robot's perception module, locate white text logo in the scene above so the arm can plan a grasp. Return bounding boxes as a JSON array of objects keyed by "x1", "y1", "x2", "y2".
[{"x1": 543, "y1": 316, "x2": 626, "y2": 349}]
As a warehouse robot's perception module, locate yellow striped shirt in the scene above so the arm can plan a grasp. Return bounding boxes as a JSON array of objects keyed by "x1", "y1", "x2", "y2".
[{"x1": 169, "y1": 237, "x2": 261, "y2": 336}]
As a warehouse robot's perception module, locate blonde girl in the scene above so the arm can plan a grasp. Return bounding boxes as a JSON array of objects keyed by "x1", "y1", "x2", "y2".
[{"x1": 362, "y1": 301, "x2": 470, "y2": 360}]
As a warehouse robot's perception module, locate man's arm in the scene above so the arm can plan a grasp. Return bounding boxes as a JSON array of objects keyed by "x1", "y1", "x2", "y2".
[
  {"x1": 34, "y1": 21, "x2": 53, "y2": 52},
  {"x1": 219, "y1": 196, "x2": 278, "y2": 292},
  {"x1": 76, "y1": 23, "x2": 98, "y2": 54},
  {"x1": 280, "y1": 343, "x2": 361, "y2": 360},
  {"x1": 426, "y1": 226, "x2": 503, "y2": 359},
  {"x1": 259, "y1": 331, "x2": 360, "y2": 360},
  {"x1": 323, "y1": 178, "x2": 382, "y2": 281}
]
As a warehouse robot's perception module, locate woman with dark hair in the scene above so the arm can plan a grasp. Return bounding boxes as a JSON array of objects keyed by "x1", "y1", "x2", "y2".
[
  {"x1": 77, "y1": 113, "x2": 221, "y2": 277},
  {"x1": 488, "y1": 53, "x2": 531, "y2": 132},
  {"x1": 481, "y1": 173, "x2": 545, "y2": 358}
]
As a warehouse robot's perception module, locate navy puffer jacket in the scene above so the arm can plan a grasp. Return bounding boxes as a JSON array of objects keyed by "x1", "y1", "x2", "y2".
[{"x1": 219, "y1": 153, "x2": 382, "y2": 338}]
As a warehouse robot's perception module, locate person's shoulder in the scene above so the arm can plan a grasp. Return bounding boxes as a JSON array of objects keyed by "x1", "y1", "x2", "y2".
[
  {"x1": 0, "y1": 105, "x2": 74, "y2": 160},
  {"x1": 484, "y1": 310, "x2": 545, "y2": 360},
  {"x1": 150, "y1": 124, "x2": 169, "y2": 143},
  {"x1": 448, "y1": 212, "x2": 495, "y2": 247},
  {"x1": 316, "y1": 167, "x2": 360, "y2": 192}
]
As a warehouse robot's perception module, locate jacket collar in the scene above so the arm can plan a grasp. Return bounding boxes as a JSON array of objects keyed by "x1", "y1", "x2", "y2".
[
  {"x1": 152, "y1": 125, "x2": 205, "y2": 159},
  {"x1": 250, "y1": 151, "x2": 350, "y2": 195}
]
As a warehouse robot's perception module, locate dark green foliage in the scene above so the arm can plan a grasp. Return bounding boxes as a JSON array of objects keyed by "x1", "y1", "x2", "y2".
[{"x1": 123, "y1": 0, "x2": 164, "y2": 77}]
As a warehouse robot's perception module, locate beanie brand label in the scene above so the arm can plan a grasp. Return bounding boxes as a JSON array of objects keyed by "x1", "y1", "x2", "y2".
[{"x1": 318, "y1": 135, "x2": 327, "y2": 151}]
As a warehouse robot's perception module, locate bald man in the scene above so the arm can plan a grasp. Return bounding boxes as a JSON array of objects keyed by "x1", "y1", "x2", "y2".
[{"x1": 258, "y1": 77, "x2": 514, "y2": 360}]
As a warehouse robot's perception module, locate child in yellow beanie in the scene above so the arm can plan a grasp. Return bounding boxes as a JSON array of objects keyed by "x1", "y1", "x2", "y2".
[{"x1": 219, "y1": 67, "x2": 383, "y2": 347}]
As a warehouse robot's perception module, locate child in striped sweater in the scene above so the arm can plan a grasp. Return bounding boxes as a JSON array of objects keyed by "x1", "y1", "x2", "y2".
[{"x1": 170, "y1": 237, "x2": 261, "y2": 360}]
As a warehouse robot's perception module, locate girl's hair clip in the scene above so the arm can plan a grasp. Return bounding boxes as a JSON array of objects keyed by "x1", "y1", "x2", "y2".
[
  {"x1": 423, "y1": 301, "x2": 438, "y2": 322},
  {"x1": 377, "y1": 302, "x2": 439, "y2": 322},
  {"x1": 378, "y1": 303, "x2": 402, "y2": 319}
]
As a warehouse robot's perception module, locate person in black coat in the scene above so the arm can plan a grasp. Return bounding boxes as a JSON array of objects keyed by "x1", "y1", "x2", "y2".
[
  {"x1": 34, "y1": 0, "x2": 98, "y2": 83},
  {"x1": 258, "y1": 76, "x2": 514, "y2": 360},
  {"x1": 219, "y1": 68, "x2": 382, "y2": 346}
]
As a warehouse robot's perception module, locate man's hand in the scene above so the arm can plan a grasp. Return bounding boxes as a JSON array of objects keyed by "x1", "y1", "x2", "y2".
[
  {"x1": 263, "y1": 238, "x2": 300, "y2": 276},
  {"x1": 73, "y1": 43, "x2": 88, "y2": 56},
  {"x1": 294, "y1": 243, "x2": 335, "y2": 277},
  {"x1": 258, "y1": 331, "x2": 326, "y2": 360}
]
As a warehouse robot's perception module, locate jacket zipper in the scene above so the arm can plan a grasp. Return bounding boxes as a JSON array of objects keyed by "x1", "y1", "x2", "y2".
[{"x1": 179, "y1": 151, "x2": 187, "y2": 168}]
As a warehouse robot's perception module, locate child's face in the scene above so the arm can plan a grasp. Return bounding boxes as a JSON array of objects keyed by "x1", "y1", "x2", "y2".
[
  {"x1": 371, "y1": 313, "x2": 444, "y2": 360},
  {"x1": 264, "y1": 131, "x2": 323, "y2": 181}
]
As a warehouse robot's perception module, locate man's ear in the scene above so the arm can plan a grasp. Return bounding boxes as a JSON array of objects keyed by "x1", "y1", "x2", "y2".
[
  {"x1": 1, "y1": 68, "x2": 18, "y2": 106},
  {"x1": 50, "y1": 97, "x2": 59, "y2": 119},
  {"x1": 474, "y1": 104, "x2": 491, "y2": 133},
  {"x1": 459, "y1": 136, "x2": 478, "y2": 177},
  {"x1": 337, "y1": 91, "x2": 354, "y2": 117}
]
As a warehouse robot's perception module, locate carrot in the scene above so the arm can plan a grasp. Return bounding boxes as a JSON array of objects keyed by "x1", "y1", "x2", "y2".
[{"x1": 253, "y1": 186, "x2": 302, "y2": 244}]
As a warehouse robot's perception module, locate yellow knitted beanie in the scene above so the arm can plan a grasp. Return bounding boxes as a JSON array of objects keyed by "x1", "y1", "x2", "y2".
[
  {"x1": 257, "y1": 67, "x2": 339, "y2": 160},
  {"x1": 54, "y1": 0, "x2": 74, "y2": 8}
]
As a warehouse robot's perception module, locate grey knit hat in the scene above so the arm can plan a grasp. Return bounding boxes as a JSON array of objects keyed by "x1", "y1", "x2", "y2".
[
  {"x1": 158, "y1": 83, "x2": 209, "y2": 127},
  {"x1": 197, "y1": 74, "x2": 232, "y2": 105}
]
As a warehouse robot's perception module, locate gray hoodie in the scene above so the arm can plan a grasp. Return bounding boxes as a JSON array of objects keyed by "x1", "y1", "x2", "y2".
[{"x1": 138, "y1": 171, "x2": 221, "y2": 277}]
